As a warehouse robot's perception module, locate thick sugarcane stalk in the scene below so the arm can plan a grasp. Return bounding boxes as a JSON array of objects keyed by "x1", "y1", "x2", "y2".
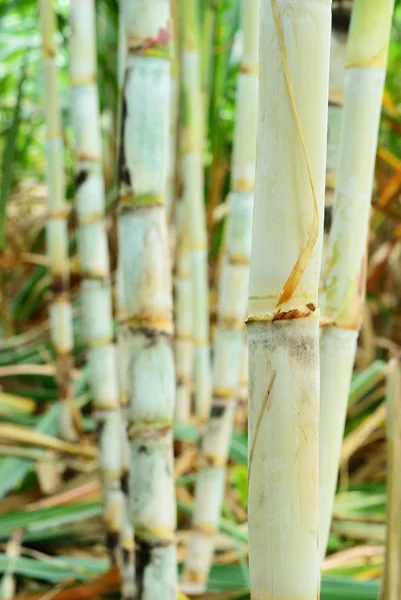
[
  {"x1": 69, "y1": 2, "x2": 134, "y2": 590},
  {"x1": 319, "y1": 0, "x2": 394, "y2": 561},
  {"x1": 117, "y1": 2, "x2": 177, "y2": 598},
  {"x1": 180, "y1": 0, "x2": 212, "y2": 423},
  {"x1": 181, "y1": 1, "x2": 259, "y2": 592},
  {"x1": 382, "y1": 358, "x2": 401, "y2": 600},
  {"x1": 38, "y1": 0, "x2": 78, "y2": 443},
  {"x1": 247, "y1": 1, "x2": 330, "y2": 598}
]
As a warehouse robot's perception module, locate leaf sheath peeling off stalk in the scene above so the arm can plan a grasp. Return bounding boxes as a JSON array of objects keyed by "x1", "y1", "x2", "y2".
[{"x1": 247, "y1": 1, "x2": 331, "y2": 599}]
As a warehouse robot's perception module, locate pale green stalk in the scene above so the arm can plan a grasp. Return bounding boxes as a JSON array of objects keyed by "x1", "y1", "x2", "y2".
[
  {"x1": 200, "y1": 1, "x2": 217, "y2": 130},
  {"x1": 182, "y1": 1, "x2": 259, "y2": 592},
  {"x1": 323, "y1": 17, "x2": 348, "y2": 254},
  {"x1": 319, "y1": 0, "x2": 395, "y2": 561},
  {"x1": 69, "y1": 2, "x2": 134, "y2": 592},
  {"x1": 166, "y1": 0, "x2": 179, "y2": 221},
  {"x1": 39, "y1": 0, "x2": 78, "y2": 442},
  {"x1": 180, "y1": 0, "x2": 212, "y2": 423},
  {"x1": 247, "y1": 1, "x2": 331, "y2": 598},
  {"x1": 174, "y1": 202, "x2": 193, "y2": 424},
  {"x1": 117, "y1": 2, "x2": 177, "y2": 598}
]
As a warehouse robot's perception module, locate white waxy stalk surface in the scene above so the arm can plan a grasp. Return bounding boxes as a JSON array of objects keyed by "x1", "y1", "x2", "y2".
[
  {"x1": 182, "y1": 0, "x2": 259, "y2": 592},
  {"x1": 39, "y1": 0, "x2": 78, "y2": 443},
  {"x1": 69, "y1": 1, "x2": 133, "y2": 588},
  {"x1": 247, "y1": 1, "x2": 330, "y2": 598},
  {"x1": 319, "y1": 0, "x2": 395, "y2": 561},
  {"x1": 117, "y1": 2, "x2": 177, "y2": 598}
]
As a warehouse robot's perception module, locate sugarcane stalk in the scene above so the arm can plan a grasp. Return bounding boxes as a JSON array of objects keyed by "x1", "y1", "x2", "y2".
[
  {"x1": 69, "y1": 0, "x2": 132, "y2": 584},
  {"x1": 38, "y1": 0, "x2": 79, "y2": 443},
  {"x1": 200, "y1": 0, "x2": 217, "y2": 132},
  {"x1": 247, "y1": 1, "x2": 331, "y2": 598},
  {"x1": 319, "y1": 0, "x2": 394, "y2": 561},
  {"x1": 180, "y1": 0, "x2": 212, "y2": 423},
  {"x1": 382, "y1": 358, "x2": 401, "y2": 600},
  {"x1": 117, "y1": 2, "x2": 177, "y2": 598},
  {"x1": 115, "y1": 5, "x2": 136, "y2": 596},
  {"x1": 322, "y1": 9, "x2": 349, "y2": 279},
  {"x1": 166, "y1": 0, "x2": 180, "y2": 222},
  {"x1": 181, "y1": 1, "x2": 259, "y2": 592},
  {"x1": 174, "y1": 202, "x2": 194, "y2": 424}
]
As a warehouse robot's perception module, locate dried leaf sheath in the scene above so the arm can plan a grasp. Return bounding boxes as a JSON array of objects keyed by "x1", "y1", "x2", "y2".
[
  {"x1": 247, "y1": 1, "x2": 331, "y2": 598},
  {"x1": 181, "y1": 0, "x2": 260, "y2": 591},
  {"x1": 117, "y1": 2, "x2": 177, "y2": 598},
  {"x1": 38, "y1": 0, "x2": 77, "y2": 442}
]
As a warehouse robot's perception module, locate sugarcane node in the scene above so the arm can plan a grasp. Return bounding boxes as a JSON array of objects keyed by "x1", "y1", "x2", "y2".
[
  {"x1": 43, "y1": 43, "x2": 55, "y2": 58},
  {"x1": 51, "y1": 274, "x2": 68, "y2": 295},
  {"x1": 75, "y1": 168, "x2": 89, "y2": 188},
  {"x1": 176, "y1": 375, "x2": 185, "y2": 387},
  {"x1": 272, "y1": 303, "x2": 316, "y2": 321},
  {"x1": 128, "y1": 422, "x2": 172, "y2": 439},
  {"x1": 135, "y1": 536, "x2": 173, "y2": 598},
  {"x1": 182, "y1": 567, "x2": 207, "y2": 583},
  {"x1": 128, "y1": 323, "x2": 173, "y2": 342},
  {"x1": 228, "y1": 255, "x2": 251, "y2": 266},
  {"x1": 128, "y1": 25, "x2": 171, "y2": 56}
]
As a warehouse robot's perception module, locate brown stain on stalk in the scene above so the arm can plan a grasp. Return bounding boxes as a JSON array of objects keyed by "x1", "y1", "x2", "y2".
[
  {"x1": 271, "y1": 0, "x2": 319, "y2": 307},
  {"x1": 128, "y1": 25, "x2": 171, "y2": 54}
]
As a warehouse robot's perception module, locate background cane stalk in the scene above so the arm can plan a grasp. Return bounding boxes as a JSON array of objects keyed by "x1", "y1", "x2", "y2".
[
  {"x1": 69, "y1": 1, "x2": 135, "y2": 592},
  {"x1": 247, "y1": 1, "x2": 331, "y2": 598},
  {"x1": 319, "y1": 0, "x2": 395, "y2": 561},
  {"x1": 38, "y1": 0, "x2": 79, "y2": 443},
  {"x1": 181, "y1": 0, "x2": 259, "y2": 592},
  {"x1": 117, "y1": 1, "x2": 177, "y2": 597},
  {"x1": 180, "y1": 0, "x2": 212, "y2": 424}
]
